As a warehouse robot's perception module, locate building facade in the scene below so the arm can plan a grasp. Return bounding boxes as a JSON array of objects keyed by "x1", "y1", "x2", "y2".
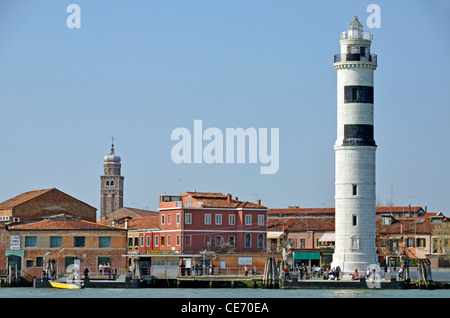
[
  {"x1": 332, "y1": 17, "x2": 379, "y2": 272},
  {"x1": 154, "y1": 192, "x2": 268, "y2": 254},
  {"x1": 6, "y1": 215, "x2": 128, "y2": 281}
]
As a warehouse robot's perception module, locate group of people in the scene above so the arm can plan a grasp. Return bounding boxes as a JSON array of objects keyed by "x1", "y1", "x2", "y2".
[
  {"x1": 98, "y1": 263, "x2": 117, "y2": 280},
  {"x1": 42, "y1": 268, "x2": 56, "y2": 280},
  {"x1": 244, "y1": 265, "x2": 258, "y2": 276}
]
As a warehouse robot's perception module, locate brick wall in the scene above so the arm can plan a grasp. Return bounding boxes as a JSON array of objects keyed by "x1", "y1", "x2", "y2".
[{"x1": 13, "y1": 189, "x2": 97, "y2": 223}]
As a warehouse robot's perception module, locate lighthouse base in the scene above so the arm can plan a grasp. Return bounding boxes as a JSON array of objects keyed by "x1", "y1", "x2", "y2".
[{"x1": 331, "y1": 252, "x2": 379, "y2": 274}]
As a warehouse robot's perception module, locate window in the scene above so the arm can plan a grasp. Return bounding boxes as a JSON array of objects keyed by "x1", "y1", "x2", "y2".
[
  {"x1": 36, "y1": 257, "x2": 43, "y2": 267},
  {"x1": 161, "y1": 214, "x2": 165, "y2": 225},
  {"x1": 229, "y1": 214, "x2": 235, "y2": 225},
  {"x1": 140, "y1": 236, "x2": 144, "y2": 247},
  {"x1": 228, "y1": 236, "x2": 235, "y2": 246},
  {"x1": 176, "y1": 213, "x2": 180, "y2": 225},
  {"x1": 258, "y1": 215, "x2": 265, "y2": 226},
  {"x1": 245, "y1": 215, "x2": 252, "y2": 225},
  {"x1": 168, "y1": 213, "x2": 172, "y2": 225},
  {"x1": 215, "y1": 236, "x2": 223, "y2": 246},
  {"x1": 258, "y1": 234, "x2": 265, "y2": 248},
  {"x1": 352, "y1": 215, "x2": 358, "y2": 226},
  {"x1": 298, "y1": 238, "x2": 306, "y2": 248},
  {"x1": 205, "y1": 214, "x2": 211, "y2": 225},
  {"x1": 99, "y1": 237, "x2": 111, "y2": 248},
  {"x1": 176, "y1": 235, "x2": 180, "y2": 246},
  {"x1": 352, "y1": 184, "x2": 358, "y2": 196},
  {"x1": 417, "y1": 238, "x2": 426, "y2": 248},
  {"x1": 155, "y1": 236, "x2": 159, "y2": 246},
  {"x1": 25, "y1": 236, "x2": 37, "y2": 248},
  {"x1": 73, "y1": 236, "x2": 85, "y2": 248},
  {"x1": 134, "y1": 237, "x2": 139, "y2": 247},
  {"x1": 50, "y1": 236, "x2": 62, "y2": 248},
  {"x1": 160, "y1": 236, "x2": 165, "y2": 246},
  {"x1": 167, "y1": 235, "x2": 172, "y2": 246},
  {"x1": 360, "y1": 47, "x2": 366, "y2": 56},
  {"x1": 98, "y1": 256, "x2": 110, "y2": 267},
  {"x1": 26, "y1": 259, "x2": 33, "y2": 267},
  {"x1": 215, "y1": 214, "x2": 222, "y2": 225},
  {"x1": 406, "y1": 238, "x2": 415, "y2": 247},
  {"x1": 185, "y1": 235, "x2": 191, "y2": 246},
  {"x1": 245, "y1": 233, "x2": 252, "y2": 248},
  {"x1": 146, "y1": 236, "x2": 151, "y2": 247},
  {"x1": 185, "y1": 213, "x2": 192, "y2": 225}
]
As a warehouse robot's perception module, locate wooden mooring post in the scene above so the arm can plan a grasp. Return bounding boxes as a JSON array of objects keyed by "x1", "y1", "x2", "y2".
[{"x1": 262, "y1": 257, "x2": 279, "y2": 288}]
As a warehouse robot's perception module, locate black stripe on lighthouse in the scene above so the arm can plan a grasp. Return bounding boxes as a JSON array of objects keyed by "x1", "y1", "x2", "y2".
[
  {"x1": 344, "y1": 86, "x2": 374, "y2": 104},
  {"x1": 343, "y1": 124, "x2": 376, "y2": 146}
]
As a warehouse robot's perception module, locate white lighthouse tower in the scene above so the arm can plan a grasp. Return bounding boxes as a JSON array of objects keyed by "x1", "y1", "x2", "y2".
[{"x1": 331, "y1": 17, "x2": 379, "y2": 273}]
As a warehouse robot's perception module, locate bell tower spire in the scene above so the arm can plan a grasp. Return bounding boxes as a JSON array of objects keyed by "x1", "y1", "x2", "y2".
[{"x1": 100, "y1": 138, "x2": 124, "y2": 220}]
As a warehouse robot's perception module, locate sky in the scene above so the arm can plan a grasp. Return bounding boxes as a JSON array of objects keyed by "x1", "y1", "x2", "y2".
[{"x1": 0, "y1": 0, "x2": 449, "y2": 217}]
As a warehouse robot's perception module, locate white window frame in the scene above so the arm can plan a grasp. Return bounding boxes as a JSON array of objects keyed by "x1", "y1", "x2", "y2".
[
  {"x1": 245, "y1": 214, "x2": 252, "y2": 225},
  {"x1": 205, "y1": 213, "x2": 211, "y2": 225},
  {"x1": 215, "y1": 214, "x2": 222, "y2": 225},
  {"x1": 229, "y1": 214, "x2": 235, "y2": 225},
  {"x1": 185, "y1": 213, "x2": 192, "y2": 225}
]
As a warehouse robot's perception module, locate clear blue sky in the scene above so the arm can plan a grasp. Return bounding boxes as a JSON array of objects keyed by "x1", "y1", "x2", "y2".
[{"x1": 1, "y1": 0, "x2": 449, "y2": 216}]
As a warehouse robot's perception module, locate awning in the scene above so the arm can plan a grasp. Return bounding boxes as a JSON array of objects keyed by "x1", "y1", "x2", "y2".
[
  {"x1": 267, "y1": 231, "x2": 284, "y2": 239},
  {"x1": 318, "y1": 233, "x2": 335, "y2": 242},
  {"x1": 293, "y1": 251, "x2": 321, "y2": 260},
  {"x1": 6, "y1": 250, "x2": 24, "y2": 257}
]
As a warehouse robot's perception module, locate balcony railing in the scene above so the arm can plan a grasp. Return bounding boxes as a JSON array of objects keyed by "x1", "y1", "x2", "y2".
[
  {"x1": 334, "y1": 53, "x2": 377, "y2": 64},
  {"x1": 341, "y1": 31, "x2": 372, "y2": 40}
]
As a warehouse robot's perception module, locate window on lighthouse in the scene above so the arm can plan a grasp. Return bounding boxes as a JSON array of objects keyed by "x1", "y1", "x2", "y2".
[{"x1": 352, "y1": 184, "x2": 358, "y2": 196}]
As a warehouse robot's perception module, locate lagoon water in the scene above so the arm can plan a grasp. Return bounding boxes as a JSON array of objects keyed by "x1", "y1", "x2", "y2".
[
  {"x1": 2, "y1": 270, "x2": 449, "y2": 299},
  {"x1": 0, "y1": 287, "x2": 449, "y2": 298}
]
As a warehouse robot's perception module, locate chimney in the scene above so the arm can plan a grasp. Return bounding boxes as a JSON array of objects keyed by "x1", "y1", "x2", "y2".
[
  {"x1": 257, "y1": 199, "x2": 261, "y2": 205},
  {"x1": 227, "y1": 194, "x2": 232, "y2": 201}
]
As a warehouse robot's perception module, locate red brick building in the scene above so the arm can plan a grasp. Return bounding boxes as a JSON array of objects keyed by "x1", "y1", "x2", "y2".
[
  {"x1": 150, "y1": 192, "x2": 267, "y2": 254},
  {"x1": 0, "y1": 188, "x2": 97, "y2": 224}
]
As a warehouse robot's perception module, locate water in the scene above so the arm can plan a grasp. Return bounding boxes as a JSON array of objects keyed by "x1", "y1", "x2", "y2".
[{"x1": 0, "y1": 287, "x2": 449, "y2": 298}]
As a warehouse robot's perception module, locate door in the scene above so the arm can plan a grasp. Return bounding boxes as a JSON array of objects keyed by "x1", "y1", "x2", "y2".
[{"x1": 8, "y1": 255, "x2": 22, "y2": 272}]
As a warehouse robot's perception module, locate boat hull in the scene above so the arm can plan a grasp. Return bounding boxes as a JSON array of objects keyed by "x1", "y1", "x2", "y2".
[{"x1": 49, "y1": 281, "x2": 83, "y2": 289}]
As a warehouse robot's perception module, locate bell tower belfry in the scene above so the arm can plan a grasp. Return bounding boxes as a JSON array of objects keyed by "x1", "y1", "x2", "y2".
[{"x1": 100, "y1": 137, "x2": 124, "y2": 220}]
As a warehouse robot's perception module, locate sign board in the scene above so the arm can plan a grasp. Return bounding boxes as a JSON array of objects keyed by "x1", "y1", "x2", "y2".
[
  {"x1": 10, "y1": 236, "x2": 21, "y2": 250},
  {"x1": 237, "y1": 257, "x2": 253, "y2": 265}
]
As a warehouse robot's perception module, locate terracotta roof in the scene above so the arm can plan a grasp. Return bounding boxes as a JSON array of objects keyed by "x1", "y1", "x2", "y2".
[
  {"x1": 268, "y1": 206, "x2": 425, "y2": 216},
  {"x1": 127, "y1": 216, "x2": 159, "y2": 230},
  {"x1": 376, "y1": 215, "x2": 449, "y2": 235},
  {"x1": 108, "y1": 207, "x2": 159, "y2": 219},
  {"x1": 182, "y1": 192, "x2": 266, "y2": 209},
  {"x1": 268, "y1": 217, "x2": 335, "y2": 232},
  {"x1": 98, "y1": 216, "x2": 160, "y2": 230},
  {"x1": 0, "y1": 188, "x2": 96, "y2": 210},
  {"x1": 10, "y1": 218, "x2": 124, "y2": 231},
  {"x1": 0, "y1": 188, "x2": 55, "y2": 210}
]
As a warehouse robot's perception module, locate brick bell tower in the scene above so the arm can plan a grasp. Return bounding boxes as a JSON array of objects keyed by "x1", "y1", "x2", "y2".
[
  {"x1": 331, "y1": 17, "x2": 379, "y2": 273},
  {"x1": 100, "y1": 138, "x2": 124, "y2": 220}
]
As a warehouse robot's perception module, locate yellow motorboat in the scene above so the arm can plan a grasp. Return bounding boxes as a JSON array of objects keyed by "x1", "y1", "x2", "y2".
[{"x1": 49, "y1": 280, "x2": 83, "y2": 289}]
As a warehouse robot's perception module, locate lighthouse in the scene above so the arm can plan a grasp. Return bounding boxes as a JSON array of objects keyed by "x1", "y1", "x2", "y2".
[{"x1": 331, "y1": 17, "x2": 379, "y2": 273}]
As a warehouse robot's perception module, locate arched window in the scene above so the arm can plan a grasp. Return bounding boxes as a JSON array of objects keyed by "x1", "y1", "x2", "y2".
[
  {"x1": 106, "y1": 181, "x2": 110, "y2": 188},
  {"x1": 258, "y1": 234, "x2": 265, "y2": 248},
  {"x1": 245, "y1": 233, "x2": 252, "y2": 248}
]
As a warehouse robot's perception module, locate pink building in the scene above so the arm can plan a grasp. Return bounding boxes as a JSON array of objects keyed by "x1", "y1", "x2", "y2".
[{"x1": 140, "y1": 192, "x2": 267, "y2": 254}]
